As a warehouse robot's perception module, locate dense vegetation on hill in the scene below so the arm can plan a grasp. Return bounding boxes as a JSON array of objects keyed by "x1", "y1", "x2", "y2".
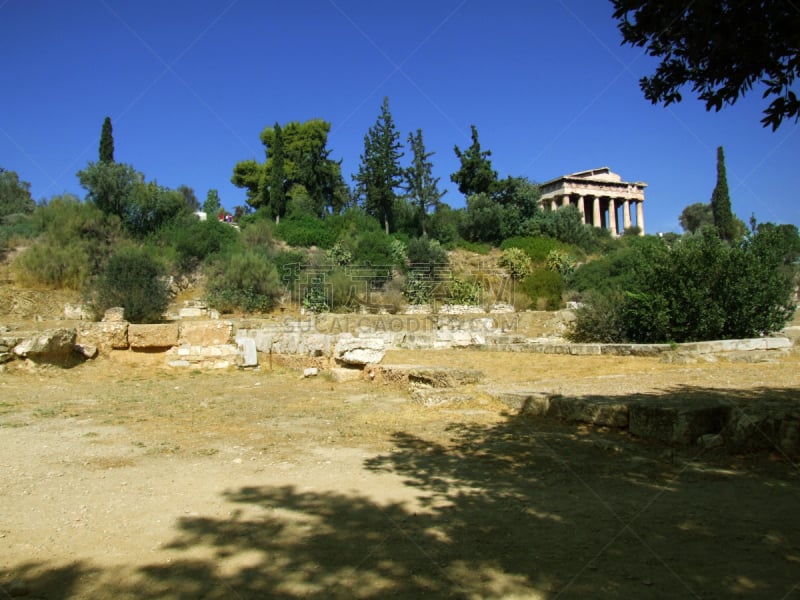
[{"x1": 1, "y1": 105, "x2": 797, "y2": 341}]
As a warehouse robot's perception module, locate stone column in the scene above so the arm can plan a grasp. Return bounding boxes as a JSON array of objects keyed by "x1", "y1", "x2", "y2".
[
  {"x1": 577, "y1": 195, "x2": 586, "y2": 224},
  {"x1": 623, "y1": 199, "x2": 631, "y2": 230},
  {"x1": 592, "y1": 196, "x2": 601, "y2": 228},
  {"x1": 636, "y1": 201, "x2": 645, "y2": 235},
  {"x1": 562, "y1": 194, "x2": 570, "y2": 208},
  {"x1": 550, "y1": 199, "x2": 557, "y2": 211},
  {"x1": 608, "y1": 197, "x2": 617, "y2": 236}
]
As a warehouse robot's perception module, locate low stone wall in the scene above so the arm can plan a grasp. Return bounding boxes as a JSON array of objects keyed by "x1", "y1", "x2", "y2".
[
  {"x1": 488, "y1": 387, "x2": 800, "y2": 458},
  {"x1": 1, "y1": 313, "x2": 796, "y2": 370}
]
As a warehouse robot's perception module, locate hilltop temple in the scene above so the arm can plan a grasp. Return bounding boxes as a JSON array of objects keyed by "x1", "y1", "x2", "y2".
[{"x1": 539, "y1": 167, "x2": 647, "y2": 236}]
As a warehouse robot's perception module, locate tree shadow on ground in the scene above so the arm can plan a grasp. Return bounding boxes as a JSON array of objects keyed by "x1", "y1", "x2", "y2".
[{"x1": 3, "y1": 386, "x2": 799, "y2": 599}]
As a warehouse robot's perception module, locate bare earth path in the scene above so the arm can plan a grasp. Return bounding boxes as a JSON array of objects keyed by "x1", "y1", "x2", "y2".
[{"x1": 1, "y1": 350, "x2": 799, "y2": 599}]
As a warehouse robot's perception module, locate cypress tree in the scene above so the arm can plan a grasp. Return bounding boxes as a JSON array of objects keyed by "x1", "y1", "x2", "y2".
[
  {"x1": 710, "y1": 146, "x2": 735, "y2": 242},
  {"x1": 269, "y1": 122, "x2": 287, "y2": 223},
  {"x1": 99, "y1": 116, "x2": 115, "y2": 163}
]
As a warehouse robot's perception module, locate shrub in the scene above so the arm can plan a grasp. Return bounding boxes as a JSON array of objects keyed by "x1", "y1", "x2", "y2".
[
  {"x1": 407, "y1": 237, "x2": 448, "y2": 276},
  {"x1": 521, "y1": 269, "x2": 564, "y2": 310},
  {"x1": 163, "y1": 217, "x2": 240, "y2": 271},
  {"x1": 275, "y1": 214, "x2": 337, "y2": 248},
  {"x1": 205, "y1": 250, "x2": 282, "y2": 314},
  {"x1": 568, "y1": 227, "x2": 796, "y2": 343},
  {"x1": 566, "y1": 292, "x2": 625, "y2": 343},
  {"x1": 403, "y1": 271, "x2": 433, "y2": 305},
  {"x1": 87, "y1": 248, "x2": 170, "y2": 323},
  {"x1": 13, "y1": 242, "x2": 90, "y2": 290},
  {"x1": 498, "y1": 247, "x2": 530, "y2": 280},
  {"x1": 501, "y1": 235, "x2": 577, "y2": 263},
  {"x1": 446, "y1": 278, "x2": 483, "y2": 305}
]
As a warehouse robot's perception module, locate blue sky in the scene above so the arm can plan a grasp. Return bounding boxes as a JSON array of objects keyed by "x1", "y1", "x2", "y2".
[{"x1": 2, "y1": 0, "x2": 798, "y2": 234}]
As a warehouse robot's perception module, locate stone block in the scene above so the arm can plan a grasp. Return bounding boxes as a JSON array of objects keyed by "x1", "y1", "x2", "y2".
[
  {"x1": 128, "y1": 323, "x2": 179, "y2": 350},
  {"x1": 102, "y1": 307, "x2": 126, "y2": 322},
  {"x1": 13, "y1": 328, "x2": 79, "y2": 365},
  {"x1": 64, "y1": 303, "x2": 91, "y2": 320},
  {"x1": 334, "y1": 336, "x2": 385, "y2": 366},
  {"x1": 179, "y1": 321, "x2": 232, "y2": 346},
  {"x1": 236, "y1": 336, "x2": 258, "y2": 367},
  {"x1": 765, "y1": 337, "x2": 791, "y2": 350},
  {"x1": 78, "y1": 321, "x2": 129, "y2": 352},
  {"x1": 407, "y1": 366, "x2": 483, "y2": 388},
  {"x1": 547, "y1": 396, "x2": 629, "y2": 427},
  {"x1": 330, "y1": 367, "x2": 364, "y2": 382},
  {"x1": 628, "y1": 400, "x2": 732, "y2": 446},
  {"x1": 489, "y1": 389, "x2": 551, "y2": 416},
  {"x1": 178, "y1": 307, "x2": 205, "y2": 319}
]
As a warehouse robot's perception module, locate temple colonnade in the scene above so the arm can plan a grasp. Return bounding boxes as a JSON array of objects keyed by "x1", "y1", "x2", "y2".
[{"x1": 538, "y1": 167, "x2": 647, "y2": 236}]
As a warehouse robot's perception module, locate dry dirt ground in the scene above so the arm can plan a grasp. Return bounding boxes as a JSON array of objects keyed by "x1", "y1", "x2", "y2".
[{"x1": 1, "y1": 348, "x2": 799, "y2": 600}]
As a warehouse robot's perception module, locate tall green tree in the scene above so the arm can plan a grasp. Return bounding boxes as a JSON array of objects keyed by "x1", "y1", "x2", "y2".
[
  {"x1": 354, "y1": 97, "x2": 404, "y2": 234},
  {"x1": 0, "y1": 168, "x2": 35, "y2": 217},
  {"x1": 710, "y1": 146, "x2": 736, "y2": 242},
  {"x1": 404, "y1": 129, "x2": 445, "y2": 237},
  {"x1": 177, "y1": 185, "x2": 200, "y2": 212},
  {"x1": 203, "y1": 189, "x2": 221, "y2": 217},
  {"x1": 268, "y1": 122, "x2": 287, "y2": 223},
  {"x1": 77, "y1": 161, "x2": 141, "y2": 219},
  {"x1": 611, "y1": 0, "x2": 800, "y2": 130},
  {"x1": 99, "y1": 116, "x2": 114, "y2": 163},
  {"x1": 232, "y1": 119, "x2": 346, "y2": 217},
  {"x1": 451, "y1": 125, "x2": 497, "y2": 197}
]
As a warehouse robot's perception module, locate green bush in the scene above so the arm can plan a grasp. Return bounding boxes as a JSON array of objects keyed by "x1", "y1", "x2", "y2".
[
  {"x1": 403, "y1": 271, "x2": 433, "y2": 305},
  {"x1": 568, "y1": 228, "x2": 796, "y2": 343},
  {"x1": 275, "y1": 214, "x2": 337, "y2": 248},
  {"x1": 13, "y1": 242, "x2": 90, "y2": 290},
  {"x1": 445, "y1": 278, "x2": 483, "y2": 305},
  {"x1": 13, "y1": 195, "x2": 126, "y2": 287},
  {"x1": 501, "y1": 235, "x2": 578, "y2": 263},
  {"x1": 521, "y1": 269, "x2": 564, "y2": 310},
  {"x1": 407, "y1": 237, "x2": 448, "y2": 276},
  {"x1": 159, "y1": 217, "x2": 240, "y2": 271},
  {"x1": 498, "y1": 247, "x2": 530, "y2": 280},
  {"x1": 87, "y1": 248, "x2": 170, "y2": 323},
  {"x1": 205, "y1": 250, "x2": 282, "y2": 314},
  {"x1": 566, "y1": 292, "x2": 625, "y2": 343}
]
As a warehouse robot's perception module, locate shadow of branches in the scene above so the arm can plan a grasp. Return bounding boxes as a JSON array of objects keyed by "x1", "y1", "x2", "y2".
[{"x1": 3, "y1": 386, "x2": 799, "y2": 599}]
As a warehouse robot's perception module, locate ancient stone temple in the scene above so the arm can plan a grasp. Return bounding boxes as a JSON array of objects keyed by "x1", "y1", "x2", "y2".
[{"x1": 539, "y1": 167, "x2": 647, "y2": 235}]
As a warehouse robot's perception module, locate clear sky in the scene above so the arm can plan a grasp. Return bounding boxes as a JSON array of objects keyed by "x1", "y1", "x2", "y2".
[{"x1": 2, "y1": 0, "x2": 798, "y2": 234}]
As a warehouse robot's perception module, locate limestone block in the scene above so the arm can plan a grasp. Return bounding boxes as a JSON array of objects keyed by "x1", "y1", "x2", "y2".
[
  {"x1": 13, "y1": 328, "x2": 77, "y2": 361},
  {"x1": 569, "y1": 344, "x2": 602, "y2": 356},
  {"x1": 451, "y1": 331, "x2": 473, "y2": 347},
  {"x1": 334, "y1": 336, "x2": 385, "y2": 366},
  {"x1": 628, "y1": 400, "x2": 732, "y2": 446},
  {"x1": 179, "y1": 321, "x2": 232, "y2": 346},
  {"x1": 235, "y1": 336, "x2": 258, "y2": 367},
  {"x1": 178, "y1": 307, "x2": 205, "y2": 319},
  {"x1": 489, "y1": 389, "x2": 551, "y2": 416},
  {"x1": 303, "y1": 333, "x2": 332, "y2": 357},
  {"x1": 64, "y1": 303, "x2": 91, "y2": 320},
  {"x1": 765, "y1": 337, "x2": 791, "y2": 350},
  {"x1": 128, "y1": 323, "x2": 179, "y2": 350},
  {"x1": 407, "y1": 366, "x2": 483, "y2": 388},
  {"x1": 102, "y1": 307, "x2": 126, "y2": 322},
  {"x1": 78, "y1": 321, "x2": 129, "y2": 351},
  {"x1": 547, "y1": 396, "x2": 629, "y2": 427},
  {"x1": 330, "y1": 367, "x2": 364, "y2": 382},
  {"x1": 303, "y1": 367, "x2": 318, "y2": 377}
]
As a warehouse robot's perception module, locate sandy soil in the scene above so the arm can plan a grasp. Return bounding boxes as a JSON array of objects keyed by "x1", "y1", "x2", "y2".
[{"x1": 1, "y1": 349, "x2": 799, "y2": 599}]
